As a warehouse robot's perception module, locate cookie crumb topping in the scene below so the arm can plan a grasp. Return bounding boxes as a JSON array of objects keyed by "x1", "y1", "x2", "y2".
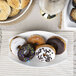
[{"x1": 36, "y1": 47, "x2": 55, "y2": 62}]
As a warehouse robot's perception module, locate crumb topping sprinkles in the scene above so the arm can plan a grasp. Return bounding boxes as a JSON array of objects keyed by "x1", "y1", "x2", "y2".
[{"x1": 36, "y1": 47, "x2": 55, "y2": 62}]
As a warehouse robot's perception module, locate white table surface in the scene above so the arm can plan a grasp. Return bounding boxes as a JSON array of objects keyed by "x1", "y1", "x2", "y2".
[{"x1": 0, "y1": 0, "x2": 75, "y2": 76}]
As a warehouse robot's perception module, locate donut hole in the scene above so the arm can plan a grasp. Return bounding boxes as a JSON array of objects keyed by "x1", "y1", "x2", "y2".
[
  {"x1": 24, "y1": 54, "x2": 30, "y2": 58},
  {"x1": 17, "y1": 45, "x2": 22, "y2": 49},
  {"x1": 33, "y1": 43, "x2": 39, "y2": 46},
  {"x1": 43, "y1": 53, "x2": 47, "y2": 56},
  {"x1": 23, "y1": 50, "x2": 29, "y2": 55}
]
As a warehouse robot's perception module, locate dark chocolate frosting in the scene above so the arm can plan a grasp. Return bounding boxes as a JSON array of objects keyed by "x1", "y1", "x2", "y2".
[
  {"x1": 18, "y1": 44, "x2": 35, "y2": 62},
  {"x1": 46, "y1": 36, "x2": 65, "y2": 54}
]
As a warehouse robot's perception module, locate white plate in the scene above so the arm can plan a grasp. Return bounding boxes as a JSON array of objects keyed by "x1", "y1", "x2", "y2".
[
  {"x1": 63, "y1": 0, "x2": 76, "y2": 30},
  {"x1": 0, "y1": 0, "x2": 32, "y2": 23},
  {"x1": 9, "y1": 31, "x2": 68, "y2": 67}
]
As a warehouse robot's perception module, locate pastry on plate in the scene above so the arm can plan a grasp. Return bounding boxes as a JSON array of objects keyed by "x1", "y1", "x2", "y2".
[
  {"x1": 9, "y1": 7, "x2": 20, "y2": 17},
  {"x1": 0, "y1": 0, "x2": 11, "y2": 20},
  {"x1": 70, "y1": 8, "x2": 76, "y2": 23},
  {"x1": 46, "y1": 36, "x2": 66, "y2": 55},
  {"x1": 9, "y1": 36, "x2": 26, "y2": 56},
  {"x1": 36, "y1": 44, "x2": 56, "y2": 62},
  {"x1": 7, "y1": 0, "x2": 30, "y2": 9},
  {"x1": 28, "y1": 35, "x2": 45, "y2": 46},
  {"x1": 18, "y1": 43, "x2": 35, "y2": 62}
]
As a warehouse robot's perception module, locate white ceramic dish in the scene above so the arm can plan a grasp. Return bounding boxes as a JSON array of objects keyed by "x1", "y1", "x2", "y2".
[
  {"x1": 0, "y1": 0, "x2": 32, "y2": 23},
  {"x1": 9, "y1": 31, "x2": 68, "y2": 67},
  {"x1": 63, "y1": 0, "x2": 76, "y2": 30}
]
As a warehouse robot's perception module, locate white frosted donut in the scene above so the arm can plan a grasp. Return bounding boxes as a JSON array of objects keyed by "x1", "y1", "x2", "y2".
[
  {"x1": 36, "y1": 45, "x2": 56, "y2": 62},
  {"x1": 9, "y1": 36, "x2": 26, "y2": 56}
]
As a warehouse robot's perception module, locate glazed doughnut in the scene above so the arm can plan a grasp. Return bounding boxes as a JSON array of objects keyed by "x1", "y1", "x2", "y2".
[
  {"x1": 0, "y1": 0, "x2": 11, "y2": 20},
  {"x1": 36, "y1": 44, "x2": 56, "y2": 62},
  {"x1": 18, "y1": 44, "x2": 35, "y2": 62},
  {"x1": 9, "y1": 7, "x2": 20, "y2": 17},
  {"x1": 46, "y1": 36, "x2": 66, "y2": 54},
  {"x1": 7, "y1": 0, "x2": 30, "y2": 9},
  {"x1": 9, "y1": 36, "x2": 26, "y2": 56},
  {"x1": 28, "y1": 35, "x2": 45, "y2": 45}
]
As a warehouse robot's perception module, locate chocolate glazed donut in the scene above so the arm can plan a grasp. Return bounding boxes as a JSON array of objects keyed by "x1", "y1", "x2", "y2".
[
  {"x1": 46, "y1": 36, "x2": 66, "y2": 54},
  {"x1": 18, "y1": 44, "x2": 35, "y2": 62}
]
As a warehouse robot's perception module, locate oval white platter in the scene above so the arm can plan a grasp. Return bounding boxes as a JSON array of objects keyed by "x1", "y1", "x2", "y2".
[
  {"x1": 0, "y1": 0, "x2": 33, "y2": 23},
  {"x1": 63, "y1": 0, "x2": 76, "y2": 30},
  {"x1": 9, "y1": 31, "x2": 68, "y2": 67}
]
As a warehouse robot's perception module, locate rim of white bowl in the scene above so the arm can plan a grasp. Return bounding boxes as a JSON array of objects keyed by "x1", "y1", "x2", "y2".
[
  {"x1": 0, "y1": 0, "x2": 33, "y2": 23},
  {"x1": 9, "y1": 30, "x2": 68, "y2": 67}
]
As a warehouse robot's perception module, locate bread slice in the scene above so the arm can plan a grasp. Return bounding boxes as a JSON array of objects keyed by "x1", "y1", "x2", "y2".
[
  {"x1": 9, "y1": 7, "x2": 20, "y2": 17},
  {"x1": 7, "y1": 0, "x2": 30, "y2": 9},
  {"x1": 70, "y1": 8, "x2": 76, "y2": 22},
  {"x1": 7, "y1": 0, "x2": 20, "y2": 9},
  {"x1": 20, "y1": 0, "x2": 30, "y2": 9},
  {"x1": 0, "y1": 0, "x2": 11, "y2": 20}
]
